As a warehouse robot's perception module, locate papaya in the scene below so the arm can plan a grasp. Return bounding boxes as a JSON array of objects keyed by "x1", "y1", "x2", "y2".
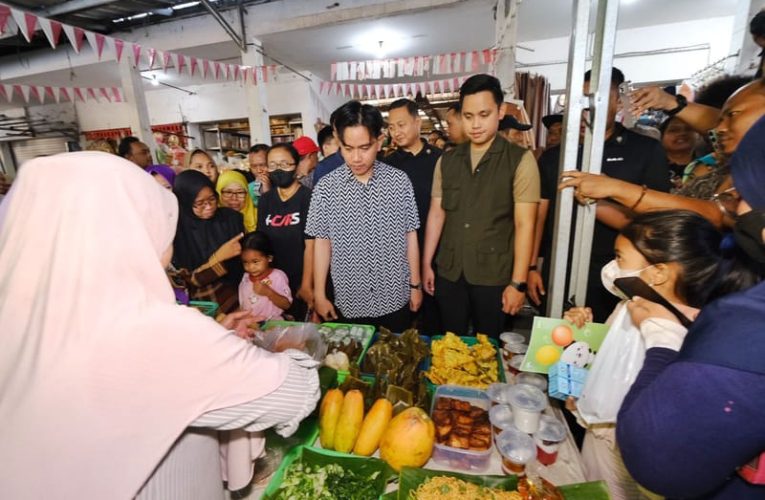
[
  {"x1": 319, "y1": 389, "x2": 344, "y2": 449},
  {"x1": 333, "y1": 390, "x2": 364, "y2": 453},
  {"x1": 379, "y1": 407, "x2": 435, "y2": 471},
  {"x1": 353, "y1": 398, "x2": 393, "y2": 456}
]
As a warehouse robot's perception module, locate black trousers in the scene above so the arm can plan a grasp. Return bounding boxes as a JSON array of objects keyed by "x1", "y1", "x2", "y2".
[
  {"x1": 435, "y1": 274, "x2": 506, "y2": 339},
  {"x1": 338, "y1": 304, "x2": 411, "y2": 333}
]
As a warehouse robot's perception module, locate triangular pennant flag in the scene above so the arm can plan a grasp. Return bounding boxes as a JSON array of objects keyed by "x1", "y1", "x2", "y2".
[
  {"x1": 73, "y1": 87, "x2": 85, "y2": 102},
  {"x1": 233, "y1": 64, "x2": 240, "y2": 81},
  {"x1": 384, "y1": 84, "x2": 391, "y2": 99},
  {"x1": 0, "y1": 5, "x2": 10, "y2": 34},
  {"x1": 365, "y1": 84, "x2": 372, "y2": 99},
  {"x1": 87, "y1": 88, "x2": 98, "y2": 101},
  {"x1": 32, "y1": 85, "x2": 44, "y2": 103},
  {"x1": 147, "y1": 48, "x2": 156, "y2": 68},
  {"x1": 14, "y1": 85, "x2": 30, "y2": 103},
  {"x1": 190, "y1": 57, "x2": 198, "y2": 77},
  {"x1": 63, "y1": 25, "x2": 86, "y2": 53},
  {"x1": 3, "y1": 84, "x2": 13, "y2": 102},
  {"x1": 59, "y1": 87, "x2": 70, "y2": 102},
  {"x1": 419, "y1": 82, "x2": 427, "y2": 97},
  {"x1": 251, "y1": 67, "x2": 258, "y2": 85},
  {"x1": 176, "y1": 54, "x2": 187, "y2": 74},
  {"x1": 44, "y1": 86, "x2": 55, "y2": 101},
  {"x1": 161, "y1": 51, "x2": 171, "y2": 72},
  {"x1": 222, "y1": 64, "x2": 230, "y2": 80},
  {"x1": 331, "y1": 63, "x2": 337, "y2": 81},
  {"x1": 448, "y1": 79, "x2": 455, "y2": 93},
  {"x1": 270, "y1": 65, "x2": 277, "y2": 80},
  {"x1": 262, "y1": 66, "x2": 269, "y2": 83},
  {"x1": 85, "y1": 32, "x2": 107, "y2": 59},
  {"x1": 482, "y1": 49, "x2": 492, "y2": 65},
  {"x1": 113, "y1": 39, "x2": 125, "y2": 62},
  {"x1": 0, "y1": 84, "x2": 6, "y2": 102},
  {"x1": 112, "y1": 87, "x2": 122, "y2": 102},
  {"x1": 39, "y1": 18, "x2": 63, "y2": 49},
  {"x1": 132, "y1": 43, "x2": 142, "y2": 67},
  {"x1": 344, "y1": 83, "x2": 351, "y2": 97},
  {"x1": 333, "y1": 82, "x2": 340, "y2": 96},
  {"x1": 427, "y1": 81, "x2": 435, "y2": 96},
  {"x1": 202, "y1": 59, "x2": 210, "y2": 79},
  {"x1": 10, "y1": 9, "x2": 37, "y2": 43},
  {"x1": 100, "y1": 88, "x2": 111, "y2": 102},
  {"x1": 214, "y1": 62, "x2": 221, "y2": 79},
  {"x1": 375, "y1": 85, "x2": 382, "y2": 99}
]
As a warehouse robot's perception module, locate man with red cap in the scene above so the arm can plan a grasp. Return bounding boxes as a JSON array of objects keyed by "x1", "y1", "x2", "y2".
[{"x1": 293, "y1": 136, "x2": 320, "y2": 190}]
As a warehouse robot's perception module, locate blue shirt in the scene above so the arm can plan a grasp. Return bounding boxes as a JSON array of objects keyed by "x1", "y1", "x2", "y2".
[{"x1": 313, "y1": 152, "x2": 345, "y2": 186}]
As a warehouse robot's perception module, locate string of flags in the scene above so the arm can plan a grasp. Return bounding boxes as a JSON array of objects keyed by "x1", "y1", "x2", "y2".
[
  {"x1": 0, "y1": 83, "x2": 123, "y2": 104},
  {"x1": 330, "y1": 49, "x2": 497, "y2": 81},
  {"x1": 0, "y1": 3, "x2": 279, "y2": 86},
  {"x1": 318, "y1": 76, "x2": 471, "y2": 100}
]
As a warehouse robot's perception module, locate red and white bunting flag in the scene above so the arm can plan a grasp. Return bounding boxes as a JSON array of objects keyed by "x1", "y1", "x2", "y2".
[
  {"x1": 99, "y1": 88, "x2": 111, "y2": 102},
  {"x1": 87, "y1": 88, "x2": 98, "y2": 101},
  {"x1": 39, "y1": 18, "x2": 63, "y2": 49},
  {"x1": 471, "y1": 50, "x2": 480, "y2": 71},
  {"x1": 344, "y1": 83, "x2": 351, "y2": 97},
  {"x1": 44, "y1": 86, "x2": 55, "y2": 101},
  {"x1": 419, "y1": 82, "x2": 427, "y2": 97},
  {"x1": 131, "y1": 43, "x2": 142, "y2": 67},
  {"x1": 35, "y1": 85, "x2": 46, "y2": 103},
  {"x1": 0, "y1": 84, "x2": 7, "y2": 102},
  {"x1": 383, "y1": 84, "x2": 391, "y2": 99},
  {"x1": 189, "y1": 57, "x2": 198, "y2": 77},
  {"x1": 363, "y1": 84, "x2": 370, "y2": 99},
  {"x1": 10, "y1": 8, "x2": 37, "y2": 43},
  {"x1": 240, "y1": 66, "x2": 249, "y2": 84},
  {"x1": 427, "y1": 81, "x2": 435, "y2": 95},
  {"x1": 334, "y1": 82, "x2": 342, "y2": 96},
  {"x1": 214, "y1": 62, "x2": 222, "y2": 79},
  {"x1": 14, "y1": 84, "x2": 30, "y2": 103},
  {"x1": 456, "y1": 52, "x2": 464, "y2": 72},
  {"x1": 63, "y1": 25, "x2": 86, "y2": 53},
  {"x1": 413, "y1": 56, "x2": 422, "y2": 77},
  {"x1": 113, "y1": 38, "x2": 125, "y2": 62},
  {"x1": 202, "y1": 59, "x2": 210, "y2": 79},
  {"x1": 28, "y1": 85, "x2": 40, "y2": 103},
  {"x1": 448, "y1": 78, "x2": 456, "y2": 93},
  {"x1": 59, "y1": 87, "x2": 70, "y2": 102},
  {"x1": 251, "y1": 67, "x2": 258, "y2": 85},
  {"x1": 375, "y1": 85, "x2": 382, "y2": 99},
  {"x1": 270, "y1": 65, "x2": 277, "y2": 80},
  {"x1": 0, "y1": 5, "x2": 10, "y2": 34},
  {"x1": 482, "y1": 49, "x2": 492, "y2": 65},
  {"x1": 147, "y1": 48, "x2": 157, "y2": 68},
  {"x1": 232, "y1": 64, "x2": 240, "y2": 81},
  {"x1": 161, "y1": 51, "x2": 171, "y2": 72},
  {"x1": 177, "y1": 54, "x2": 187, "y2": 74},
  {"x1": 2, "y1": 84, "x2": 13, "y2": 102},
  {"x1": 112, "y1": 87, "x2": 122, "y2": 102},
  {"x1": 85, "y1": 32, "x2": 107, "y2": 59},
  {"x1": 330, "y1": 63, "x2": 337, "y2": 81}
]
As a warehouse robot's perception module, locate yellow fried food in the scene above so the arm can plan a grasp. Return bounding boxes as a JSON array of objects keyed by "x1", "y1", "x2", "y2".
[
  {"x1": 426, "y1": 333, "x2": 499, "y2": 389},
  {"x1": 411, "y1": 476, "x2": 522, "y2": 500}
]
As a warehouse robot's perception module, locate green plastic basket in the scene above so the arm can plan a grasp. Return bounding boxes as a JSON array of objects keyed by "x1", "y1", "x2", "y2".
[
  {"x1": 424, "y1": 335, "x2": 506, "y2": 391},
  {"x1": 187, "y1": 300, "x2": 219, "y2": 317}
]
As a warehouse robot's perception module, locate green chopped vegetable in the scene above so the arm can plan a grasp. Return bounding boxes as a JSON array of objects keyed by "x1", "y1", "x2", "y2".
[{"x1": 271, "y1": 461, "x2": 381, "y2": 500}]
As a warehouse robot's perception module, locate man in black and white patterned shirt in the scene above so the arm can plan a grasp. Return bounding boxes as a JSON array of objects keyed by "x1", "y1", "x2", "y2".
[{"x1": 306, "y1": 100, "x2": 422, "y2": 331}]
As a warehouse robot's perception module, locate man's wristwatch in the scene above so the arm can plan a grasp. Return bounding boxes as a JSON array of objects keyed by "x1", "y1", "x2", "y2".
[
  {"x1": 666, "y1": 94, "x2": 688, "y2": 117},
  {"x1": 509, "y1": 280, "x2": 528, "y2": 293},
  {"x1": 409, "y1": 283, "x2": 422, "y2": 291}
]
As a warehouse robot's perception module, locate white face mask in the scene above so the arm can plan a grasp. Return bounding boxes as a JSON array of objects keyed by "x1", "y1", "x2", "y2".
[{"x1": 600, "y1": 259, "x2": 653, "y2": 299}]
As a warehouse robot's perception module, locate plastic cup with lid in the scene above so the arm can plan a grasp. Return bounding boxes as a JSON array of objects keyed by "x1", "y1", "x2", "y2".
[
  {"x1": 500, "y1": 331, "x2": 525, "y2": 347},
  {"x1": 534, "y1": 415, "x2": 567, "y2": 465},
  {"x1": 516, "y1": 372, "x2": 548, "y2": 392},
  {"x1": 487, "y1": 382, "x2": 513, "y2": 406},
  {"x1": 507, "y1": 384, "x2": 547, "y2": 433},
  {"x1": 489, "y1": 404, "x2": 514, "y2": 436},
  {"x1": 496, "y1": 427, "x2": 537, "y2": 475},
  {"x1": 508, "y1": 354, "x2": 525, "y2": 375}
]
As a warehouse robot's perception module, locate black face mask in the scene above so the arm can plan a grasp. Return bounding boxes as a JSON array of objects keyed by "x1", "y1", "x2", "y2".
[
  {"x1": 269, "y1": 169, "x2": 295, "y2": 188},
  {"x1": 734, "y1": 209, "x2": 765, "y2": 265}
]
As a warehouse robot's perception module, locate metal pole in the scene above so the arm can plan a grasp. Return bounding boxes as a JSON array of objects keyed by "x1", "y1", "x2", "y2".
[
  {"x1": 200, "y1": 0, "x2": 245, "y2": 51},
  {"x1": 568, "y1": 0, "x2": 620, "y2": 305},
  {"x1": 546, "y1": 0, "x2": 591, "y2": 318}
]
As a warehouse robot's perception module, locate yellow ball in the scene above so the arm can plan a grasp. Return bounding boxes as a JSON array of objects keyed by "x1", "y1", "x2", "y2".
[{"x1": 536, "y1": 345, "x2": 561, "y2": 366}]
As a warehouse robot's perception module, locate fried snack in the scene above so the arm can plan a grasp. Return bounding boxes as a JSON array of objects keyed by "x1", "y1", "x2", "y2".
[
  {"x1": 426, "y1": 333, "x2": 499, "y2": 389},
  {"x1": 432, "y1": 397, "x2": 491, "y2": 451}
]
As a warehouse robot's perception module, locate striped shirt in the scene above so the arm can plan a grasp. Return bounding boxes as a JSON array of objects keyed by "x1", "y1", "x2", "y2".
[{"x1": 306, "y1": 161, "x2": 420, "y2": 318}]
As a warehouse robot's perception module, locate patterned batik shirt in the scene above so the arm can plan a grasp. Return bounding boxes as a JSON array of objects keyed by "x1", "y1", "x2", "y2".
[{"x1": 306, "y1": 161, "x2": 420, "y2": 318}]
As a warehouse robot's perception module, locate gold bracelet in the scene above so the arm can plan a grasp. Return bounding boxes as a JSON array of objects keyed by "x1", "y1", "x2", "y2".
[{"x1": 629, "y1": 184, "x2": 648, "y2": 211}]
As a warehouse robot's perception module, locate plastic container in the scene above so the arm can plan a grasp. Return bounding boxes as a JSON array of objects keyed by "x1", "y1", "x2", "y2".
[
  {"x1": 516, "y1": 372, "x2": 548, "y2": 392},
  {"x1": 426, "y1": 335, "x2": 506, "y2": 391},
  {"x1": 486, "y1": 382, "x2": 514, "y2": 406},
  {"x1": 534, "y1": 415, "x2": 568, "y2": 466},
  {"x1": 496, "y1": 427, "x2": 537, "y2": 475},
  {"x1": 430, "y1": 385, "x2": 493, "y2": 471},
  {"x1": 507, "y1": 384, "x2": 547, "y2": 434},
  {"x1": 505, "y1": 343, "x2": 528, "y2": 355},
  {"x1": 489, "y1": 404, "x2": 514, "y2": 436},
  {"x1": 187, "y1": 300, "x2": 219, "y2": 318},
  {"x1": 500, "y1": 331, "x2": 525, "y2": 347},
  {"x1": 508, "y1": 354, "x2": 525, "y2": 375}
]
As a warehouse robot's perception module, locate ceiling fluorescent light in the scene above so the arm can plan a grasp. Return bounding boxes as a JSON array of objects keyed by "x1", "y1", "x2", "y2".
[{"x1": 173, "y1": 1, "x2": 200, "y2": 10}]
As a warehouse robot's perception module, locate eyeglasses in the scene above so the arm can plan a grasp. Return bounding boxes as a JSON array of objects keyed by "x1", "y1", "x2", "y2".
[
  {"x1": 267, "y1": 161, "x2": 296, "y2": 171},
  {"x1": 221, "y1": 190, "x2": 247, "y2": 199},
  {"x1": 711, "y1": 187, "x2": 740, "y2": 219},
  {"x1": 192, "y1": 195, "x2": 217, "y2": 210}
]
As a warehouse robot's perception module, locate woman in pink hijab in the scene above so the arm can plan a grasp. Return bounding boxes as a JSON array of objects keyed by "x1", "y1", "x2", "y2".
[{"x1": 0, "y1": 152, "x2": 320, "y2": 499}]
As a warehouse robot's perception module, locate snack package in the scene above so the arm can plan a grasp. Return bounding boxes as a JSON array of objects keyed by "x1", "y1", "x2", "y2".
[{"x1": 252, "y1": 323, "x2": 327, "y2": 362}]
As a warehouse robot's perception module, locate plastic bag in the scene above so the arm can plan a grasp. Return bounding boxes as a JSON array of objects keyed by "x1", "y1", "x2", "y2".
[
  {"x1": 251, "y1": 323, "x2": 327, "y2": 362},
  {"x1": 577, "y1": 303, "x2": 645, "y2": 425}
]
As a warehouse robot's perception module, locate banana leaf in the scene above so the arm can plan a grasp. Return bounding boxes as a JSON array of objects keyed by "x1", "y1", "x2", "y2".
[
  {"x1": 395, "y1": 467, "x2": 610, "y2": 499},
  {"x1": 262, "y1": 445, "x2": 396, "y2": 499},
  {"x1": 362, "y1": 328, "x2": 430, "y2": 407}
]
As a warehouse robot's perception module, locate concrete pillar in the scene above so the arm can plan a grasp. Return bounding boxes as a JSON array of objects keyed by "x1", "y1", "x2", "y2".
[
  {"x1": 117, "y1": 57, "x2": 157, "y2": 152},
  {"x1": 241, "y1": 39, "x2": 272, "y2": 145},
  {"x1": 731, "y1": 0, "x2": 765, "y2": 74},
  {"x1": 494, "y1": 0, "x2": 520, "y2": 99}
]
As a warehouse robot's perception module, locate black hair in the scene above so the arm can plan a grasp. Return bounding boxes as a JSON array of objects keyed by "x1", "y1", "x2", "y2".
[
  {"x1": 389, "y1": 98, "x2": 419, "y2": 118},
  {"x1": 695, "y1": 75, "x2": 754, "y2": 108},
  {"x1": 189, "y1": 148, "x2": 212, "y2": 162},
  {"x1": 317, "y1": 126, "x2": 334, "y2": 148},
  {"x1": 620, "y1": 210, "x2": 728, "y2": 308},
  {"x1": 267, "y1": 142, "x2": 300, "y2": 166},
  {"x1": 459, "y1": 74, "x2": 503, "y2": 106},
  {"x1": 584, "y1": 67, "x2": 625, "y2": 89},
  {"x1": 117, "y1": 136, "x2": 140, "y2": 158},
  {"x1": 447, "y1": 102, "x2": 461, "y2": 114},
  {"x1": 658, "y1": 116, "x2": 683, "y2": 137},
  {"x1": 429, "y1": 129, "x2": 447, "y2": 141},
  {"x1": 750, "y1": 10, "x2": 765, "y2": 37},
  {"x1": 333, "y1": 100, "x2": 384, "y2": 144},
  {"x1": 173, "y1": 169, "x2": 216, "y2": 213},
  {"x1": 242, "y1": 231, "x2": 274, "y2": 257},
  {"x1": 248, "y1": 143, "x2": 270, "y2": 154}
]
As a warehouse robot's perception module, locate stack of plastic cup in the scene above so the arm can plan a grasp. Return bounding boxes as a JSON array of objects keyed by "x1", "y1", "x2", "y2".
[
  {"x1": 516, "y1": 372, "x2": 548, "y2": 392},
  {"x1": 500, "y1": 332, "x2": 526, "y2": 362},
  {"x1": 489, "y1": 404, "x2": 514, "y2": 436},
  {"x1": 507, "y1": 384, "x2": 547, "y2": 433},
  {"x1": 487, "y1": 383, "x2": 513, "y2": 406},
  {"x1": 508, "y1": 354, "x2": 525, "y2": 375},
  {"x1": 534, "y1": 415, "x2": 567, "y2": 466},
  {"x1": 496, "y1": 427, "x2": 537, "y2": 475}
]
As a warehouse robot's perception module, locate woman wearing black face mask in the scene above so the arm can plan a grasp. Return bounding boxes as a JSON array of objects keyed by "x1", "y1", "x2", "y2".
[
  {"x1": 615, "y1": 116, "x2": 765, "y2": 500},
  {"x1": 256, "y1": 143, "x2": 315, "y2": 320}
]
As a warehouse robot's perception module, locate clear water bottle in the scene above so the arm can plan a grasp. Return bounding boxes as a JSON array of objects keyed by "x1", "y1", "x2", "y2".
[{"x1": 618, "y1": 81, "x2": 637, "y2": 128}]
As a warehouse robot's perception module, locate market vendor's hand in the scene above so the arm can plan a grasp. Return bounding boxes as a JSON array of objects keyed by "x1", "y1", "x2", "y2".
[
  {"x1": 219, "y1": 309, "x2": 261, "y2": 339},
  {"x1": 502, "y1": 285, "x2": 526, "y2": 315},
  {"x1": 558, "y1": 171, "x2": 624, "y2": 203},
  {"x1": 423, "y1": 265, "x2": 436, "y2": 296},
  {"x1": 314, "y1": 295, "x2": 338, "y2": 321},
  {"x1": 215, "y1": 233, "x2": 244, "y2": 262},
  {"x1": 297, "y1": 284, "x2": 315, "y2": 309},
  {"x1": 564, "y1": 306, "x2": 593, "y2": 329},
  {"x1": 527, "y1": 270, "x2": 545, "y2": 306},
  {"x1": 630, "y1": 86, "x2": 678, "y2": 116},
  {"x1": 410, "y1": 288, "x2": 423, "y2": 312}
]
